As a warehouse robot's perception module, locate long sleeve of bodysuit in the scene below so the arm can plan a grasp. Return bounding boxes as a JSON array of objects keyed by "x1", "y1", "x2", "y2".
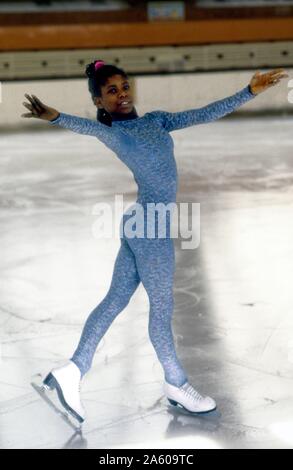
[
  {"x1": 151, "y1": 85, "x2": 256, "y2": 133},
  {"x1": 48, "y1": 112, "x2": 126, "y2": 152}
]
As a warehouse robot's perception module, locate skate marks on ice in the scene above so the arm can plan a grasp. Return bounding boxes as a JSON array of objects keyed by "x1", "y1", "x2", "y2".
[{"x1": 30, "y1": 374, "x2": 82, "y2": 435}]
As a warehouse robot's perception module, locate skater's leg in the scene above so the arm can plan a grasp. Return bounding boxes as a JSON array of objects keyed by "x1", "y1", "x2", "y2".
[
  {"x1": 71, "y1": 237, "x2": 140, "y2": 377},
  {"x1": 126, "y1": 237, "x2": 188, "y2": 387}
]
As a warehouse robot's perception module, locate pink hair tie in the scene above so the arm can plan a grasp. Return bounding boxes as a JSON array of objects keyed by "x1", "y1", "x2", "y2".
[{"x1": 94, "y1": 60, "x2": 105, "y2": 71}]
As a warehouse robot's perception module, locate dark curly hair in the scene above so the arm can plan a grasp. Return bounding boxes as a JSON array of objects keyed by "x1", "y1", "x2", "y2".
[{"x1": 85, "y1": 60, "x2": 128, "y2": 127}]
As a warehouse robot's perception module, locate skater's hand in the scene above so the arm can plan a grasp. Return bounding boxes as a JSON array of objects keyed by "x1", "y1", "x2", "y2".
[
  {"x1": 249, "y1": 68, "x2": 289, "y2": 95},
  {"x1": 21, "y1": 94, "x2": 60, "y2": 121}
]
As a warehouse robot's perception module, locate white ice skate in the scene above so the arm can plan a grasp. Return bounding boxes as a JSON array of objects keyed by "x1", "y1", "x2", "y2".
[
  {"x1": 42, "y1": 360, "x2": 86, "y2": 425},
  {"x1": 164, "y1": 380, "x2": 216, "y2": 414}
]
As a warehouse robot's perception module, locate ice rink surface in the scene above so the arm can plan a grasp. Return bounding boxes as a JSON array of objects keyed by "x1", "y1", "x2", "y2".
[{"x1": 1, "y1": 115, "x2": 293, "y2": 448}]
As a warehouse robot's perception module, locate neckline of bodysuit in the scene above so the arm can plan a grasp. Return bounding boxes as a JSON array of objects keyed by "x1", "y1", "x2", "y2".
[
  {"x1": 110, "y1": 107, "x2": 139, "y2": 122},
  {"x1": 112, "y1": 113, "x2": 152, "y2": 124}
]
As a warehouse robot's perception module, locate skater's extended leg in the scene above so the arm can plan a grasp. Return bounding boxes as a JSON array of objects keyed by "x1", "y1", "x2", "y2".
[
  {"x1": 41, "y1": 237, "x2": 140, "y2": 424},
  {"x1": 126, "y1": 236, "x2": 188, "y2": 388},
  {"x1": 71, "y1": 237, "x2": 140, "y2": 377}
]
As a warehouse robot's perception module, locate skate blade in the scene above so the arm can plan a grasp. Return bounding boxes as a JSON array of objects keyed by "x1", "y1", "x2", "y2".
[
  {"x1": 167, "y1": 398, "x2": 217, "y2": 415},
  {"x1": 31, "y1": 381, "x2": 82, "y2": 433},
  {"x1": 43, "y1": 373, "x2": 84, "y2": 425}
]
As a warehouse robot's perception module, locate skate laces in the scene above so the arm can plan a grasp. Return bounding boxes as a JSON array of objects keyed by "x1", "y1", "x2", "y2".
[{"x1": 180, "y1": 382, "x2": 203, "y2": 402}]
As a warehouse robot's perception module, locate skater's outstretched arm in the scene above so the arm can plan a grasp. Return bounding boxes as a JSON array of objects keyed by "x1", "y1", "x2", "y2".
[
  {"x1": 21, "y1": 94, "x2": 124, "y2": 152},
  {"x1": 151, "y1": 68, "x2": 289, "y2": 133}
]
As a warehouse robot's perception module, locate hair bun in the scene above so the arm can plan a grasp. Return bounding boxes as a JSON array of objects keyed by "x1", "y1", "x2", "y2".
[{"x1": 94, "y1": 59, "x2": 105, "y2": 71}]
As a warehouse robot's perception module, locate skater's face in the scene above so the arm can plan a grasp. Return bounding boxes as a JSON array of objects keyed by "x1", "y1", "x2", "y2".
[{"x1": 94, "y1": 74, "x2": 134, "y2": 115}]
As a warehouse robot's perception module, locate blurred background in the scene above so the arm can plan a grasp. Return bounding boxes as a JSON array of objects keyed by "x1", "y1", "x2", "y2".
[{"x1": 1, "y1": 0, "x2": 293, "y2": 124}]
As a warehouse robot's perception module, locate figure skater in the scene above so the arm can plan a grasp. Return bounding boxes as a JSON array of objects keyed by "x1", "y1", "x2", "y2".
[{"x1": 22, "y1": 61, "x2": 288, "y2": 424}]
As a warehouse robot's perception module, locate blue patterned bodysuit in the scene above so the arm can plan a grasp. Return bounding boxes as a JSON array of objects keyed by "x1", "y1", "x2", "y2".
[{"x1": 49, "y1": 85, "x2": 256, "y2": 386}]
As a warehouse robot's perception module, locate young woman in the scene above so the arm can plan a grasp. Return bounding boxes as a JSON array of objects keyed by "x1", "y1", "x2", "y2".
[{"x1": 22, "y1": 61, "x2": 288, "y2": 424}]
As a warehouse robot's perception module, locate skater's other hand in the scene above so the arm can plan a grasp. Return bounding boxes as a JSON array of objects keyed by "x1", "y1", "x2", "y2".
[
  {"x1": 21, "y1": 94, "x2": 60, "y2": 121},
  {"x1": 249, "y1": 68, "x2": 289, "y2": 95}
]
